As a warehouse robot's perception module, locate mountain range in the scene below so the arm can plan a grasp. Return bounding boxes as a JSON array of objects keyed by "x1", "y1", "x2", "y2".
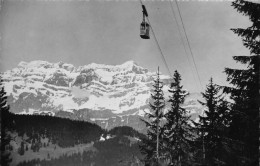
[{"x1": 2, "y1": 60, "x2": 203, "y2": 131}]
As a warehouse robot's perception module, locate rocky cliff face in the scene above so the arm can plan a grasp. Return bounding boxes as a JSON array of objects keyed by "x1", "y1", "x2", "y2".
[{"x1": 2, "y1": 60, "x2": 203, "y2": 131}]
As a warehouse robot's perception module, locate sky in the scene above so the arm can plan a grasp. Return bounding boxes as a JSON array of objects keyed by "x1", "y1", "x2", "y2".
[{"x1": 0, "y1": 0, "x2": 253, "y2": 92}]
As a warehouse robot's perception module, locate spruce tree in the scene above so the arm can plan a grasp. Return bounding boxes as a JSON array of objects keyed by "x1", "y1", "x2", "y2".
[
  {"x1": 164, "y1": 70, "x2": 193, "y2": 166},
  {"x1": 140, "y1": 67, "x2": 165, "y2": 165},
  {"x1": 26, "y1": 144, "x2": 28, "y2": 151},
  {"x1": 1, "y1": 76, "x2": 12, "y2": 165},
  {"x1": 223, "y1": 0, "x2": 259, "y2": 165},
  {"x1": 194, "y1": 78, "x2": 230, "y2": 165},
  {"x1": 19, "y1": 142, "x2": 25, "y2": 156}
]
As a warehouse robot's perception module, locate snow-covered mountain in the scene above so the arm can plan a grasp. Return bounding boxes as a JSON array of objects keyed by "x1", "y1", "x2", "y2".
[{"x1": 2, "y1": 60, "x2": 203, "y2": 131}]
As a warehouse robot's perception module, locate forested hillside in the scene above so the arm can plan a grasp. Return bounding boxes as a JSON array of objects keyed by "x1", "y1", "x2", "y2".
[
  {"x1": 5, "y1": 111, "x2": 104, "y2": 148},
  {"x1": 17, "y1": 136, "x2": 143, "y2": 166},
  {"x1": 2, "y1": 110, "x2": 145, "y2": 166}
]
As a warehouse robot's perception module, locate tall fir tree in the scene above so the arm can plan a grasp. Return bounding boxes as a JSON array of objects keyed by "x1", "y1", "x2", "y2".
[
  {"x1": 223, "y1": 0, "x2": 259, "y2": 165},
  {"x1": 164, "y1": 70, "x2": 193, "y2": 166},
  {"x1": 140, "y1": 67, "x2": 165, "y2": 166},
  {"x1": 1, "y1": 76, "x2": 12, "y2": 166},
  {"x1": 19, "y1": 141, "x2": 25, "y2": 156},
  {"x1": 194, "y1": 78, "x2": 230, "y2": 166}
]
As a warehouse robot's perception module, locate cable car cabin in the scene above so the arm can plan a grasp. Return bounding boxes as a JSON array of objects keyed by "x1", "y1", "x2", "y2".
[{"x1": 140, "y1": 21, "x2": 150, "y2": 39}]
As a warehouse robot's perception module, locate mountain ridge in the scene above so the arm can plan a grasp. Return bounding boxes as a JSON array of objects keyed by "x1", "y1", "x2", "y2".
[{"x1": 2, "y1": 60, "x2": 203, "y2": 131}]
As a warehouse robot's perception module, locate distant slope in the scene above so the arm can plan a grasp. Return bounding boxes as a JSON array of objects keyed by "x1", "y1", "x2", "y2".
[
  {"x1": 5, "y1": 112, "x2": 146, "y2": 166},
  {"x1": 108, "y1": 126, "x2": 146, "y2": 139},
  {"x1": 17, "y1": 136, "x2": 144, "y2": 166},
  {"x1": 5, "y1": 111, "x2": 104, "y2": 148}
]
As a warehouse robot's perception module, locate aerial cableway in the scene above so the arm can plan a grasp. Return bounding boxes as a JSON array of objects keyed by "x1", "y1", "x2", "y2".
[
  {"x1": 138, "y1": 0, "x2": 206, "y2": 163},
  {"x1": 138, "y1": 0, "x2": 203, "y2": 92},
  {"x1": 139, "y1": 1, "x2": 172, "y2": 77}
]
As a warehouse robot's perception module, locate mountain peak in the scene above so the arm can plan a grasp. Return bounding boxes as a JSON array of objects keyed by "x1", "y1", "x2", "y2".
[
  {"x1": 18, "y1": 61, "x2": 28, "y2": 68},
  {"x1": 119, "y1": 60, "x2": 149, "y2": 74},
  {"x1": 2, "y1": 60, "x2": 203, "y2": 131},
  {"x1": 121, "y1": 60, "x2": 137, "y2": 66},
  {"x1": 79, "y1": 60, "x2": 140, "y2": 72},
  {"x1": 18, "y1": 60, "x2": 53, "y2": 69},
  {"x1": 118, "y1": 60, "x2": 137, "y2": 69}
]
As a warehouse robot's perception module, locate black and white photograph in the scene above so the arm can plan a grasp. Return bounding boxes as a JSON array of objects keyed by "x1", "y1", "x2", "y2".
[{"x1": 0, "y1": 0, "x2": 259, "y2": 165}]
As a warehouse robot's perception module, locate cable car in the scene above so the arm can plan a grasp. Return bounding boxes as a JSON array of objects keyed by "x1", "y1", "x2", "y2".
[
  {"x1": 140, "y1": 21, "x2": 150, "y2": 39},
  {"x1": 140, "y1": 5, "x2": 150, "y2": 39}
]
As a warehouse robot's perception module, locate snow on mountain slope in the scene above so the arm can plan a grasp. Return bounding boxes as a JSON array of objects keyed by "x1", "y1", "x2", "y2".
[
  {"x1": 2, "y1": 60, "x2": 168, "y2": 114},
  {"x1": 1, "y1": 60, "x2": 203, "y2": 130}
]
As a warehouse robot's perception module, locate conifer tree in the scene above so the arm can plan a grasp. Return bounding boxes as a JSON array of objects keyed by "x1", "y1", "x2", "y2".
[
  {"x1": 223, "y1": 0, "x2": 259, "y2": 165},
  {"x1": 26, "y1": 144, "x2": 29, "y2": 151},
  {"x1": 140, "y1": 67, "x2": 165, "y2": 165},
  {"x1": 164, "y1": 70, "x2": 193, "y2": 166},
  {"x1": 19, "y1": 141, "x2": 25, "y2": 155},
  {"x1": 1, "y1": 76, "x2": 12, "y2": 165},
  {"x1": 194, "y1": 78, "x2": 230, "y2": 165}
]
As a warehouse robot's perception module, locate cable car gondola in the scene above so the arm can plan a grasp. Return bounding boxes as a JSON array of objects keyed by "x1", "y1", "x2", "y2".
[{"x1": 140, "y1": 5, "x2": 150, "y2": 39}]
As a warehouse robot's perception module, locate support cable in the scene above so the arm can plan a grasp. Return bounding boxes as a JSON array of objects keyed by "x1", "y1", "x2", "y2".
[
  {"x1": 174, "y1": 0, "x2": 203, "y2": 90},
  {"x1": 139, "y1": 0, "x2": 172, "y2": 76},
  {"x1": 147, "y1": 17, "x2": 172, "y2": 76},
  {"x1": 169, "y1": 1, "x2": 200, "y2": 90},
  {"x1": 173, "y1": 1, "x2": 205, "y2": 162}
]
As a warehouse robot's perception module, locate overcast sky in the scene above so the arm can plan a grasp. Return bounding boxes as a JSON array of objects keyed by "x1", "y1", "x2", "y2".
[{"x1": 0, "y1": 0, "x2": 253, "y2": 92}]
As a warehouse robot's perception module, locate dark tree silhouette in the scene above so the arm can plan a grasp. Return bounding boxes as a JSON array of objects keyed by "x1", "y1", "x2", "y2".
[
  {"x1": 164, "y1": 70, "x2": 193, "y2": 166},
  {"x1": 194, "y1": 78, "x2": 230, "y2": 165},
  {"x1": 140, "y1": 67, "x2": 165, "y2": 165},
  {"x1": 19, "y1": 142, "x2": 25, "y2": 156},
  {"x1": 1, "y1": 76, "x2": 12, "y2": 166},
  {"x1": 224, "y1": 0, "x2": 260, "y2": 165}
]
